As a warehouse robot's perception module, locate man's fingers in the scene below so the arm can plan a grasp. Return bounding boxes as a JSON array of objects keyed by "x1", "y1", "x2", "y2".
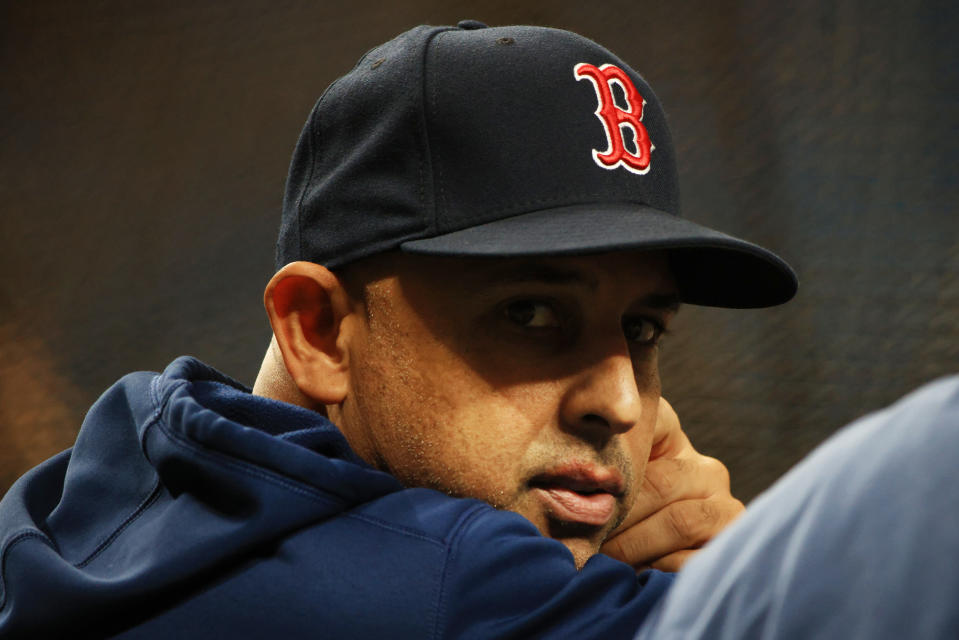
[
  {"x1": 649, "y1": 397, "x2": 690, "y2": 459},
  {"x1": 644, "y1": 454, "x2": 729, "y2": 507},
  {"x1": 648, "y1": 549, "x2": 697, "y2": 573},
  {"x1": 615, "y1": 454, "x2": 731, "y2": 532},
  {"x1": 602, "y1": 495, "x2": 744, "y2": 569},
  {"x1": 603, "y1": 497, "x2": 721, "y2": 565},
  {"x1": 607, "y1": 397, "x2": 744, "y2": 570}
]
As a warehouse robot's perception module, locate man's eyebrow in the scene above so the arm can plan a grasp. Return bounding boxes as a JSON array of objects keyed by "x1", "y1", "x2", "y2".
[{"x1": 472, "y1": 262, "x2": 682, "y2": 311}]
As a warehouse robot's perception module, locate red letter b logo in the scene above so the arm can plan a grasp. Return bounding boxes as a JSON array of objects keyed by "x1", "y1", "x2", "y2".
[{"x1": 574, "y1": 63, "x2": 653, "y2": 175}]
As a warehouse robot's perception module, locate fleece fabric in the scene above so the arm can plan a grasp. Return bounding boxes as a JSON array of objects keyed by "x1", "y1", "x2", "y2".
[{"x1": 0, "y1": 356, "x2": 671, "y2": 639}]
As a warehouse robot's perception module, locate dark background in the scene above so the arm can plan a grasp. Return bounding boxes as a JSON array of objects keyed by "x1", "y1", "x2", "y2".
[{"x1": 2, "y1": 0, "x2": 957, "y2": 499}]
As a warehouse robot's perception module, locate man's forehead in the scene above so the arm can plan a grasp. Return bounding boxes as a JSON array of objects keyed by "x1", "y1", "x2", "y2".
[{"x1": 401, "y1": 251, "x2": 680, "y2": 309}]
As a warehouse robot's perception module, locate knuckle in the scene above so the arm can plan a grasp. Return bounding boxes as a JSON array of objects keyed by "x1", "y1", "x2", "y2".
[
  {"x1": 698, "y1": 496, "x2": 721, "y2": 527},
  {"x1": 604, "y1": 529, "x2": 652, "y2": 567},
  {"x1": 642, "y1": 463, "x2": 675, "y2": 503},
  {"x1": 668, "y1": 499, "x2": 718, "y2": 545},
  {"x1": 724, "y1": 495, "x2": 746, "y2": 520},
  {"x1": 602, "y1": 536, "x2": 627, "y2": 561},
  {"x1": 711, "y1": 455, "x2": 730, "y2": 479},
  {"x1": 701, "y1": 455, "x2": 731, "y2": 485},
  {"x1": 666, "y1": 503, "x2": 696, "y2": 544}
]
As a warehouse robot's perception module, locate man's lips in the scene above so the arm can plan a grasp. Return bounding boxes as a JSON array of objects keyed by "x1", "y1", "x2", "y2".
[
  {"x1": 529, "y1": 463, "x2": 625, "y2": 527},
  {"x1": 534, "y1": 488, "x2": 617, "y2": 526}
]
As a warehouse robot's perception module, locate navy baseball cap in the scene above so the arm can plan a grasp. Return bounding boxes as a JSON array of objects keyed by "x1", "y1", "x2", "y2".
[{"x1": 277, "y1": 21, "x2": 798, "y2": 308}]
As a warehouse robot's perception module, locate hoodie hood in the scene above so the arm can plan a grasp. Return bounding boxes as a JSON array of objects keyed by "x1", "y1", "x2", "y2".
[{"x1": 0, "y1": 356, "x2": 401, "y2": 635}]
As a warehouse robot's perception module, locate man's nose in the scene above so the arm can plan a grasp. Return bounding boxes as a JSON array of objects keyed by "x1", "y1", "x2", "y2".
[{"x1": 559, "y1": 351, "x2": 646, "y2": 437}]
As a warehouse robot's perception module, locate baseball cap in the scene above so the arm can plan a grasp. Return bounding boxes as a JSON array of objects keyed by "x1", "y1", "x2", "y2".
[{"x1": 276, "y1": 21, "x2": 798, "y2": 308}]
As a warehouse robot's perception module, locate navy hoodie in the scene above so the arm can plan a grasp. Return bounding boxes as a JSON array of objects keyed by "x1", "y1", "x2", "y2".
[{"x1": 0, "y1": 357, "x2": 672, "y2": 638}]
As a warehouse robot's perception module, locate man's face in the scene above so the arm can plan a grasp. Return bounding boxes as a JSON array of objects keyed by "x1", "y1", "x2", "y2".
[{"x1": 334, "y1": 251, "x2": 679, "y2": 567}]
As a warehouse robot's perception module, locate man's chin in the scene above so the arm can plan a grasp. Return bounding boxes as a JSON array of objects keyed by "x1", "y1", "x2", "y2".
[
  {"x1": 556, "y1": 536, "x2": 603, "y2": 570},
  {"x1": 508, "y1": 498, "x2": 618, "y2": 569},
  {"x1": 547, "y1": 521, "x2": 608, "y2": 570}
]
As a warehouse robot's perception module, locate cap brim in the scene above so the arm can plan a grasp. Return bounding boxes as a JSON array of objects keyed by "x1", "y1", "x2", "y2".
[{"x1": 399, "y1": 203, "x2": 797, "y2": 308}]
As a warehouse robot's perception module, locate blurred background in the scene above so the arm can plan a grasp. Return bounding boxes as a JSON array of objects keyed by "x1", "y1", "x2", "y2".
[{"x1": 2, "y1": 0, "x2": 957, "y2": 500}]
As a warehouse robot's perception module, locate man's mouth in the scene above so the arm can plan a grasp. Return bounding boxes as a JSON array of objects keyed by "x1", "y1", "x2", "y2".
[{"x1": 529, "y1": 463, "x2": 625, "y2": 527}]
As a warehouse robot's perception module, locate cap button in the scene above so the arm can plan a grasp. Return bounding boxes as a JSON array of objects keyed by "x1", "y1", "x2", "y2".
[{"x1": 457, "y1": 19, "x2": 488, "y2": 30}]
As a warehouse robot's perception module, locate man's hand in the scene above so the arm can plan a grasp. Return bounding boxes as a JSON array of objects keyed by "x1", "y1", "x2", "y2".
[{"x1": 601, "y1": 398, "x2": 744, "y2": 572}]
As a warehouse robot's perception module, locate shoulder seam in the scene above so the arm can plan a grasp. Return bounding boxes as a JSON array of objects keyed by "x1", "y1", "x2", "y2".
[
  {"x1": 76, "y1": 479, "x2": 163, "y2": 568},
  {"x1": 342, "y1": 511, "x2": 449, "y2": 548}
]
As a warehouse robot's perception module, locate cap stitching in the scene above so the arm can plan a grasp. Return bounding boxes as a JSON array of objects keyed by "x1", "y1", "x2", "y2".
[
  {"x1": 291, "y1": 64, "x2": 361, "y2": 264},
  {"x1": 423, "y1": 28, "x2": 456, "y2": 235},
  {"x1": 297, "y1": 114, "x2": 314, "y2": 261},
  {"x1": 292, "y1": 98, "x2": 324, "y2": 262},
  {"x1": 416, "y1": 36, "x2": 429, "y2": 223}
]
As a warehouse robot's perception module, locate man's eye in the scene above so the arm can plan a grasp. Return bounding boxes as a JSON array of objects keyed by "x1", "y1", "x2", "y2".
[
  {"x1": 505, "y1": 300, "x2": 560, "y2": 328},
  {"x1": 623, "y1": 317, "x2": 664, "y2": 345}
]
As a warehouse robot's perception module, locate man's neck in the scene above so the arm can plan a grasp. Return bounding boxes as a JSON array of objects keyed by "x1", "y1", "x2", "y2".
[{"x1": 251, "y1": 339, "x2": 324, "y2": 415}]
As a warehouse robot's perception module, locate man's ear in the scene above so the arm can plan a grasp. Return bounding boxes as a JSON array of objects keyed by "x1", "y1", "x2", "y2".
[{"x1": 263, "y1": 261, "x2": 355, "y2": 406}]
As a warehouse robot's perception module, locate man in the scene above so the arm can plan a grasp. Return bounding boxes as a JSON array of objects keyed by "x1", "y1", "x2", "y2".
[
  {"x1": 256, "y1": 17, "x2": 792, "y2": 576},
  {"x1": 6, "y1": 21, "x2": 952, "y2": 639}
]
